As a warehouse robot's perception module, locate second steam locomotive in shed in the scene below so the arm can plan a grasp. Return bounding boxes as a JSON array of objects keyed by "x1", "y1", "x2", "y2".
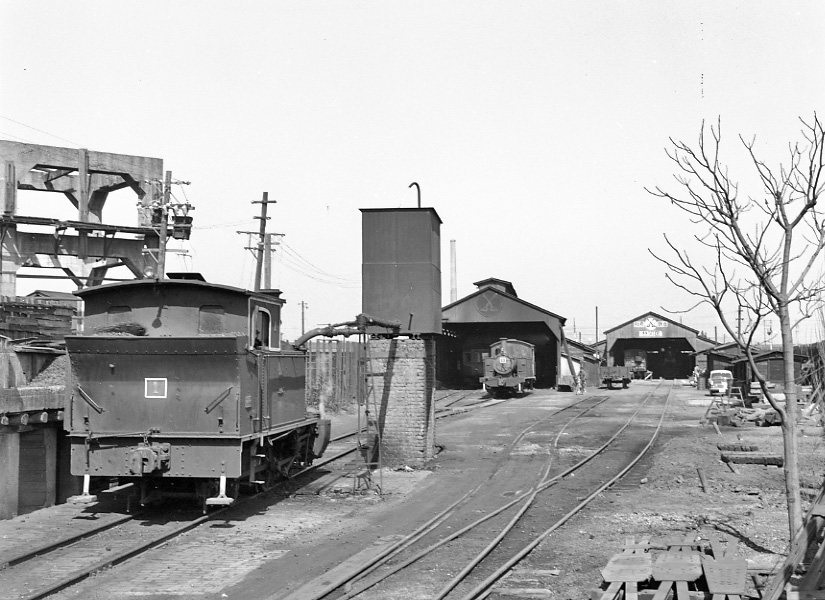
[
  {"x1": 64, "y1": 276, "x2": 330, "y2": 509},
  {"x1": 480, "y1": 338, "x2": 536, "y2": 397}
]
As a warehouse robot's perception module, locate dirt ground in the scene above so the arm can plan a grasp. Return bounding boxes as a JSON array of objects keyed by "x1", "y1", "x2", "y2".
[
  {"x1": 534, "y1": 382, "x2": 825, "y2": 599},
  {"x1": 267, "y1": 382, "x2": 825, "y2": 599},
  {"x1": 30, "y1": 381, "x2": 825, "y2": 600}
]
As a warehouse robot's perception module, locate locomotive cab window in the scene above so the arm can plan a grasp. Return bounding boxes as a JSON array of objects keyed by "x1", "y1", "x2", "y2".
[{"x1": 251, "y1": 307, "x2": 274, "y2": 350}]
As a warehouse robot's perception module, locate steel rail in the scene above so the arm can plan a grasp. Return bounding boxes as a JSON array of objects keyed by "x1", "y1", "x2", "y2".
[
  {"x1": 437, "y1": 391, "x2": 477, "y2": 409},
  {"x1": 333, "y1": 397, "x2": 607, "y2": 597},
  {"x1": 11, "y1": 391, "x2": 503, "y2": 598},
  {"x1": 14, "y1": 442, "x2": 360, "y2": 600},
  {"x1": 326, "y1": 387, "x2": 668, "y2": 600},
  {"x1": 10, "y1": 391, "x2": 602, "y2": 600},
  {"x1": 0, "y1": 512, "x2": 136, "y2": 570},
  {"x1": 457, "y1": 384, "x2": 673, "y2": 600},
  {"x1": 335, "y1": 395, "x2": 621, "y2": 600},
  {"x1": 304, "y1": 395, "x2": 611, "y2": 600}
]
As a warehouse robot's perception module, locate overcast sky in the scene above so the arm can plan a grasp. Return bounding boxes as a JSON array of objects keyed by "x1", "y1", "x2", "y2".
[{"x1": 1, "y1": 2, "x2": 823, "y2": 344}]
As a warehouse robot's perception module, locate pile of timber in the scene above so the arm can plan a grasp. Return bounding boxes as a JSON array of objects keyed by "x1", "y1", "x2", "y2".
[
  {"x1": 717, "y1": 442, "x2": 784, "y2": 467},
  {"x1": 591, "y1": 534, "x2": 751, "y2": 599},
  {"x1": 706, "y1": 405, "x2": 781, "y2": 428}
]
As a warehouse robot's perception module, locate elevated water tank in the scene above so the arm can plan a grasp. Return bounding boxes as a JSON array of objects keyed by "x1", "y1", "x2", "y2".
[{"x1": 360, "y1": 207, "x2": 442, "y2": 335}]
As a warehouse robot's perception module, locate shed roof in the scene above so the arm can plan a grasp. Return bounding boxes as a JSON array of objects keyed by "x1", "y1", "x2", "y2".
[
  {"x1": 442, "y1": 280, "x2": 565, "y2": 338},
  {"x1": 605, "y1": 311, "x2": 699, "y2": 335},
  {"x1": 692, "y1": 341, "x2": 742, "y2": 358},
  {"x1": 27, "y1": 290, "x2": 78, "y2": 301},
  {"x1": 472, "y1": 278, "x2": 517, "y2": 297},
  {"x1": 604, "y1": 310, "x2": 715, "y2": 353},
  {"x1": 731, "y1": 350, "x2": 808, "y2": 364}
]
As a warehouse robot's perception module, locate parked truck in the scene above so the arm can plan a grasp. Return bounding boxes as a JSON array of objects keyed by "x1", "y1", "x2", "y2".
[{"x1": 600, "y1": 366, "x2": 631, "y2": 390}]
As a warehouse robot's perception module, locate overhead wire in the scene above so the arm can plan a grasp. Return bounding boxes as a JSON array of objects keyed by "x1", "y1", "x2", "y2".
[
  {"x1": 278, "y1": 243, "x2": 359, "y2": 284},
  {"x1": 195, "y1": 219, "x2": 257, "y2": 230},
  {"x1": 0, "y1": 131, "x2": 37, "y2": 144},
  {"x1": 275, "y1": 258, "x2": 360, "y2": 289},
  {"x1": 0, "y1": 115, "x2": 84, "y2": 147}
]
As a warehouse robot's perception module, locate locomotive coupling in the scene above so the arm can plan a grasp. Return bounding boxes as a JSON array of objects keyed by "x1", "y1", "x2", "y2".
[{"x1": 128, "y1": 442, "x2": 172, "y2": 475}]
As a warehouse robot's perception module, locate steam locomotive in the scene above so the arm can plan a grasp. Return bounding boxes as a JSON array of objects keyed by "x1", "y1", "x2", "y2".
[
  {"x1": 64, "y1": 276, "x2": 330, "y2": 508},
  {"x1": 480, "y1": 338, "x2": 536, "y2": 397}
]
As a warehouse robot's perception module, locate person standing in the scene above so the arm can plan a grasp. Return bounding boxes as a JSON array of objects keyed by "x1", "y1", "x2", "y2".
[{"x1": 576, "y1": 366, "x2": 587, "y2": 395}]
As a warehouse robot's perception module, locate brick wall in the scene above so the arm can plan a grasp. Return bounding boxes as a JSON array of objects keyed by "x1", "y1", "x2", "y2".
[{"x1": 367, "y1": 338, "x2": 435, "y2": 467}]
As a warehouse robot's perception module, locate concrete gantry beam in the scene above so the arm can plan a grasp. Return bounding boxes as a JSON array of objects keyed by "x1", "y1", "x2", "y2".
[
  {"x1": 0, "y1": 141, "x2": 165, "y2": 294},
  {"x1": 0, "y1": 140, "x2": 163, "y2": 223}
]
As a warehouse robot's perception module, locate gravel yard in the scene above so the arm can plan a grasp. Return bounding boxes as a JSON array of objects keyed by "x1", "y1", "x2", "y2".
[{"x1": 534, "y1": 382, "x2": 825, "y2": 599}]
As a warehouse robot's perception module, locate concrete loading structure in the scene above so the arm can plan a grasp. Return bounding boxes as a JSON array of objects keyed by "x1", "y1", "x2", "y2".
[{"x1": 0, "y1": 140, "x2": 168, "y2": 519}]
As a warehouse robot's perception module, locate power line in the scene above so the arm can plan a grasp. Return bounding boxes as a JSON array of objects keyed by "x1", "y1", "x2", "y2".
[
  {"x1": 0, "y1": 115, "x2": 84, "y2": 147},
  {"x1": 278, "y1": 244, "x2": 359, "y2": 284},
  {"x1": 0, "y1": 131, "x2": 37, "y2": 144},
  {"x1": 276, "y1": 259, "x2": 360, "y2": 288},
  {"x1": 194, "y1": 219, "x2": 256, "y2": 230}
]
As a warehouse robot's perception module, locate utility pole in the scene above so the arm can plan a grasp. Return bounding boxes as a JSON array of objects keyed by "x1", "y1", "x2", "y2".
[
  {"x1": 595, "y1": 306, "x2": 599, "y2": 344},
  {"x1": 238, "y1": 192, "x2": 281, "y2": 292},
  {"x1": 157, "y1": 170, "x2": 171, "y2": 279},
  {"x1": 300, "y1": 301, "x2": 308, "y2": 335},
  {"x1": 263, "y1": 233, "x2": 272, "y2": 290},
  {"x1": 253, "y1": 192, "x2": 272, "y2": 292},
  {"x1": 737, "y1": 306, "x2": 742, "y2": 341}
]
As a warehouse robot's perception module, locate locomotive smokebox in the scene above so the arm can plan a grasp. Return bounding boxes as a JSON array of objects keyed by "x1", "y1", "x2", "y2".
[{"x1": 360, "y1": 207, "x2": 442, "y2": 335}]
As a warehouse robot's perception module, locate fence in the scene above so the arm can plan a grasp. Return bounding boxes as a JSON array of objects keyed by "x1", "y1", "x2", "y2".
[{"x1": 305, "y1": 338, "x2": 365, "y2": 413}]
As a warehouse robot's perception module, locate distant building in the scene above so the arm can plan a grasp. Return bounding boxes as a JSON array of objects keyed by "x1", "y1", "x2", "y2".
[{"x1": 601, "y1": 311, "x2": 716, "y2": 379}]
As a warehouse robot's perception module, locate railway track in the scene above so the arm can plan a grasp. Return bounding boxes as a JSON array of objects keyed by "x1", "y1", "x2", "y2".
[
  {"x1": 0, "y1": 437, "x2": 363, "y2": 600},
  {"x1": 0, "y1": 388, "x2": 515, "y2": 600},
  {"x1": 281, "y1": 383, "x2": 673, "y2": 599}
]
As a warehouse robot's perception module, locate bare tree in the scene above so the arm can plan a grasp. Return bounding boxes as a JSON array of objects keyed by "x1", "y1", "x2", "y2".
[{"x1": 648, "y1": 115, "x2": 825, "y2": 552}]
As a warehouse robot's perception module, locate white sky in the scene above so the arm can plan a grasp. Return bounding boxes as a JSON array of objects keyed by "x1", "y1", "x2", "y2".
[{"x1": 1, "y1": 1, "x2": 823, "y2": 344}]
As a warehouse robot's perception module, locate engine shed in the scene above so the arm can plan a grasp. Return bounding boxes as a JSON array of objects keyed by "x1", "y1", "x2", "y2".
[
  {"x1": 438, "y1": 278, "x2": 565, "y2": 388},
  {"x1": 602, "y1": 311, "x2": 715, "y2": 380}
]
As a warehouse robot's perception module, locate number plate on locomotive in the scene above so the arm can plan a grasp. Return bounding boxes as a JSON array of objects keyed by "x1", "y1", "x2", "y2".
[{"x1": 145, "y1": 378, "x2": 168, "y2": 398}]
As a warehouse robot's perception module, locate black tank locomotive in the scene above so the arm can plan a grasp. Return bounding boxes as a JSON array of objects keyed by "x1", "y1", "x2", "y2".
[
  {"x1": 480, "y1": 338, "x2": 537, "y2": 397},
  {"x1": 64, "y1": 277, "x2": 330, "y2": 508}
]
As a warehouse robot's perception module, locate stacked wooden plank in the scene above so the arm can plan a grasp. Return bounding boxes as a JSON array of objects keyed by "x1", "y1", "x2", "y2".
[
  {"x1": 598, "y1": 536, "x2": 653, "y2": 600},
  {"x1": 717, "y1": 442, "x2": 784, "y2": 467},
  {"x1": 593, "y1": 534, "x2": 748, "y2": 599}
]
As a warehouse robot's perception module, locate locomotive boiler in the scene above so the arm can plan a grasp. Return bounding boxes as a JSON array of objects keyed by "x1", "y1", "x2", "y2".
[
  {"x1": 64, "y1": 276, "x2": 330, "y2": 508},
  {"x1": 480, "y1": 338, "x2": 536, "y2": 397}
]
